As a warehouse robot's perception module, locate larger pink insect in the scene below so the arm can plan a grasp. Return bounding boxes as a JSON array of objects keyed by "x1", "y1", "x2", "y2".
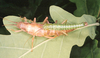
[{"x1": 3, "y1": 16, "x2": 87, "y2": 50}]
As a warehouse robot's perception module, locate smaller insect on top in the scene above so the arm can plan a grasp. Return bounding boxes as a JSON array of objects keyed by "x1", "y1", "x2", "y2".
[{"x1": 43, "y1": 22, "x2": 88, "y2": 30}]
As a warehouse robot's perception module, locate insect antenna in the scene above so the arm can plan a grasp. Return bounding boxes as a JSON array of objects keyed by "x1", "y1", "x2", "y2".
[
  {"x1": 3, "y1": 19, "x2": 18, "y2": 27},
  {"x1": 2, "y1": 24, "x2": 17, "y2": 26},
  {"x1": 0, "y1": 17, "x2": 18, "y2": 27},
  {"x1": 3, "y1": 18, "x2": 17, "y2": 24},
  {"x1": 23, "y1": 35, "x2": 33, "y2": 48}
]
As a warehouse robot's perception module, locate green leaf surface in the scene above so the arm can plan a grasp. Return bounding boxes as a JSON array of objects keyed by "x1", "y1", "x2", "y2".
[
  {"x1": 0, "y1": 5, "x2": 97, "y2": 58},
  {"x1": 0, "y1": 16, "x2": 74, "y2": 58},
  {"x1": 50, "y1": 5, "x2": 97, "y2": 58},
  {"x1": 70, "y1": 0, "x2": 100, "y2": 17}
]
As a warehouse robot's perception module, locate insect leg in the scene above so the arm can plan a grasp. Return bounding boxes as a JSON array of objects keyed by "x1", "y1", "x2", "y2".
[
  {"x1": 31, "y1": 36, "x2": 35, "y2": 51},
  {"x1": 33, "y1": 17, "x2": 36, "y2": 23},
  {"x1": 23, "y1": 17, "x2": 28, "y2": 23},
  {"x1": 23, "y1": 35, "x2": 33, "y2": 48},
  {"x1": 61, "y1": 20, "x2": 67, "y2": 24},
  {"x1": 30, "y1": 17, "x2": 36, "y2": 23},
  {"x1": 19, "y1": 16, "x2": 24, "y2": 20},
  {"x1": 61, "y1": 31, "x2": 68, "y2": 36},
  {"x1": 55, "y1": 20, "x2": 57, "y2": 23},
  {"x1": 43, "y1": 17, "x2": 49, "y2": 24},
  {"x1": 44, "y1": 36, "x2": 57, "y2": 39},
  {"x1": 46, "y1": 20, "x2": 50, "y2": 24}
]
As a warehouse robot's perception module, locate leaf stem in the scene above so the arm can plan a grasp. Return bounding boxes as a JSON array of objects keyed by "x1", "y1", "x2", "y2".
[{"x1": 75, "y1": 23, "x2": 100, "y2": 31}]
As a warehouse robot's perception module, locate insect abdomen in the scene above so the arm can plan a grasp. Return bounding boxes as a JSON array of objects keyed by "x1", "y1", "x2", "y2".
[{"x1": 43, "y1": 22, "x2": 86, "y2": 30}]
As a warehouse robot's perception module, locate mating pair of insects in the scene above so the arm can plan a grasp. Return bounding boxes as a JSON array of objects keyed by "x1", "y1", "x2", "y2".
[{"x1": 4, "y1": 16, "x2": 87, "y2": 50}]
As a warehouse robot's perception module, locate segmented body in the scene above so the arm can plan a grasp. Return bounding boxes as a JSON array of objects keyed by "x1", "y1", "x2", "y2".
[
  {"x1": 4, "y1": 16, "x2": 88, "y2": 50},
  {"x1": 43, "y1": 23, "x2": 86, "y2": 30},
  {"x1": 16, "y1": 19, "x2": 87, "y2": 38}
]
